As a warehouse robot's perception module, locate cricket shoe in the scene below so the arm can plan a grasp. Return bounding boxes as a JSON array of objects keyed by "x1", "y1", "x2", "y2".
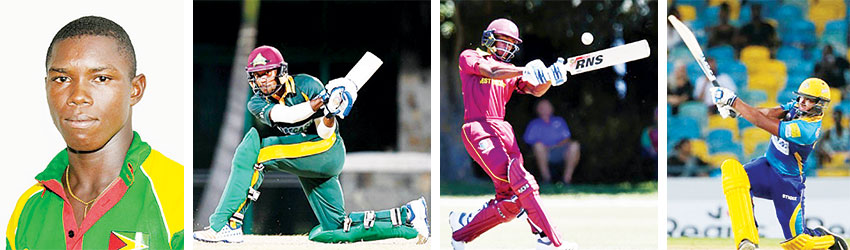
[
  {"x1": 405, "y1": 196, "x2": 430, "y2": 244},
  {"x1": 193, "y1": 224, "x2": 244, "y2": 243},
  {"x1": 814, "y1": 226, "x2": 848, "y2": 250},
  {"x1": 448, "y1": 211, "x2": 467, "y2": 250},
  {"x1": 536, "y1": 234, "x2": 578, "y2": 250},
  {"x1": 737, "y1": 239, "x2": 757, "y2": 250}
]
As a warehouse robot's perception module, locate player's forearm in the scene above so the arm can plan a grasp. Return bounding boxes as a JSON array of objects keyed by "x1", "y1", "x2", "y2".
[
  {"x1": 732, "y1": 99, "x2": 780, "y2": 136},
  {"x1": 478, "y1": 64, "x2": 523, "y2": 80},
  {"x1": 523, "y1": 81, "x2": 552, "y2": 97},
  {"x1": 269, "y1": 102, "x2": 315, "y2": 124}
]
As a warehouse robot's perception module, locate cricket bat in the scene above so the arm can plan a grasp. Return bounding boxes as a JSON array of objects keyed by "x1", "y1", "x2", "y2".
[
  {"x1": 668, "y1": 15, "x2": 738, "y2": 118},
  {"x1": 345, "y1": 51, "x2": 383, "y2": 91},
  {"x1": 566, "y1": 39, "x2": 650, "y2": 75}
]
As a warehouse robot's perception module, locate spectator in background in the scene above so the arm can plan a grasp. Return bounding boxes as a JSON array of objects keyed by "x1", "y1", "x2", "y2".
[
  {"x1": 523, "y1": 99, "x2": 581, "y2": 184},
  {"x1": 816, "y1": 109, "x2": 850, "y2": 165},
  {"x1": 668, "y1": 63, "x2": 694, "y2": 114},
  {"x1": 739, "y1": 3, "x2": 778, "y2": 51},
  {"x1": 814, "y1": 45, "x2": 849, "y2": 90},
  {"x1": 694, "y1": 57, "x2": 737, "y2": 112},
  {"x1": 708, "y1": 2, "x2": 738, "y2": 48},
  {"x1": 668, "y1": 139, "x2": 711, "y2": 177}
]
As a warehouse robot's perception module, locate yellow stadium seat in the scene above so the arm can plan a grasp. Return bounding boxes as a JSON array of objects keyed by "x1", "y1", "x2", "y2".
[
  {"x1": 708, "y1": 114, "x2": 739, "y2": 139},
  {"x1": 741, "y1": 127, "x2": 771, "y2": 156},
  {"x1": 690, "y1": 139, "x2": 710, "y2": 162},
  {"x1": 707, "y1": 152, "x2": 740, "y2": 167},
  {"x1": 748, "y1": 74, "x2": 782, "y2": 102},
  {"x1": 677, "y1": 5, "x2": 698, "y2": 21},
  {"x1": 741, "y1": 46, "x2": 770, "y2": 65},
  {"x1": 808, "y1": 0, "x2": 846, "y2": 35},
  {"x1": 817, "y1": 168, "x2": 850, "y2": 176},
  {"x1": 829, "y1": 88, "x2": 842, "y2": 106},
  {"x1": 822, "y1": 152, "x2": 849, "y2": 169}
]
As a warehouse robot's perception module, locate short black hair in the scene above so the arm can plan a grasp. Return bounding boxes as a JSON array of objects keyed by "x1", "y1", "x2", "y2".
[{"x1": 46, "y1": 16, "x2": 136, "y2": 76}]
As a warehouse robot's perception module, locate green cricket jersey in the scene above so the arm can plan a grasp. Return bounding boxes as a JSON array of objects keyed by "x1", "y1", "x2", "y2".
[
  {"x1": 6, "y1": 132, "x2": 184, "y2": 250},
  {"x1": 247, "y1": 74, "x2": 341, "y2": 161}
]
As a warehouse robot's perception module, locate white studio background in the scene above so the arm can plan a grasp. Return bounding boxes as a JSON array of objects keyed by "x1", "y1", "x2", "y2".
[{"x1": 0, "y1": 0, "x2": 185, "y2": 236}]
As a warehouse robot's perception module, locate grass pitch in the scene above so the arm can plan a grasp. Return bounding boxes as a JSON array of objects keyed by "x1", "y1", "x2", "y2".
[
  {"x1": 667, "y1": 237, "x2": 784, "y2": 250},
  {"x1": 194, "y1": 235, "x2": 428, "y2": 250},
  {"x1": 440, "y1": 193, "x2": 658, "y2": 249}
]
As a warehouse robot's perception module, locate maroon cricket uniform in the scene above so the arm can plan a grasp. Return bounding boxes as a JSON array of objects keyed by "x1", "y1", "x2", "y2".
[{"x1": 454, "y1": 49, "x2": 564, "y2": 247}]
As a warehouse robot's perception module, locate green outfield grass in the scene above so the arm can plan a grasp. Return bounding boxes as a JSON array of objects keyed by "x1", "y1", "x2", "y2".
[
  {"x1": 441, "y1": 180, "x2": 657, "y2": 196},
  {"x1": 667, "y1": 237, "x2": 784, "y2": 250}
]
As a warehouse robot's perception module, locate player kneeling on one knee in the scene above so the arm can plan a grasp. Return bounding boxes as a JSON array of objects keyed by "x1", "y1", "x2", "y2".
[{"x1": 713, "y1": 78, "x2": 847, "y2": 250}]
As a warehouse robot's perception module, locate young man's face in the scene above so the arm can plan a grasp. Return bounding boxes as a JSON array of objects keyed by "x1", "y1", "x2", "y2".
[
  {"x1": 493, "y1": 34, "x2": 519, "y2": 58},
  {"x1": 797, "y1": 97, "x2": 817, "y2": 112},
  {"x1": 251, "y1": 69, "x2": 280, "y2": 95},
  {"x1": 45, "y1": 35, "x2": 143, "y2": 151}
]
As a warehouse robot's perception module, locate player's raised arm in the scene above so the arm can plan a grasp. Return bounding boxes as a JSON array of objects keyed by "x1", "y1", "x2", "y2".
[{"x1": 711, "y1": 86, "x2": 781, "y2": 136}]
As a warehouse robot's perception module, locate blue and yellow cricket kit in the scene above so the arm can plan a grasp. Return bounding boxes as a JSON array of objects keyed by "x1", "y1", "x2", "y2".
[{"x1": 744, "y1": 102, "x2": 827, "y2": 239}]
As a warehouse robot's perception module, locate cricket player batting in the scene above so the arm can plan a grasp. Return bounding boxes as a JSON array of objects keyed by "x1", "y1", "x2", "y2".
[
  {"x1": 193, "y1": 46, "x2": 430, "y2": 244},
  {"x1": 713, "y1": 78, "x2": 848, "y2": 250},
  {"x1": 448, "y1": 18, "x2": 577, "y2": 250}
]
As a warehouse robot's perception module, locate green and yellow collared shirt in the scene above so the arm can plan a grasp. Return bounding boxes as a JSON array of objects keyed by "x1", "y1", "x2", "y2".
[{"x1": 6, "y1": 132, "x2": 183, "y2": 250}]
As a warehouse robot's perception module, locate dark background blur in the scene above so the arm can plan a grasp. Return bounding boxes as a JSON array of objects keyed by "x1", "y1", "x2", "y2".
[
  {"x1": 194, "y1": 0, "x2": 429, "y2": 234},
  {"x1": 440, "y1": 0, "x2": 659, "y2": 185}
]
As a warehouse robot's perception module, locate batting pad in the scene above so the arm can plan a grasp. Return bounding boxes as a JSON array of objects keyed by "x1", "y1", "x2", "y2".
[{"x1": 722, "y1": 159, "x2": 760, "y2": 248}]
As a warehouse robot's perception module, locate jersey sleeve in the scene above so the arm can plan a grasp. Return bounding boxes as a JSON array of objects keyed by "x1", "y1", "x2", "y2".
[
  {"x1": 6, "y1": 184, "x2": 45, "y2": 250},
  {"x1": 246, "y1": 94, "x2": 275, "y2": 127},
  {"x1": 778, "y1": 119, "x2": 820, "y2": 145},
  {"x1": 459, "y1": 49, "x2": 487, "y2": 75}
]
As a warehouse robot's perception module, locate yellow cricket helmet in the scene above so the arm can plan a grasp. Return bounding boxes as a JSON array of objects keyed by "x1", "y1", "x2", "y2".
[{"x1": 793, "y1": 78, "x2": 831, "y2": 117}]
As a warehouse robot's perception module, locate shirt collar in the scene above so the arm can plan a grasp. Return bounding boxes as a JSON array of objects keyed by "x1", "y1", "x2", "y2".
[{"x1": 35, "y1": 131, "x2": 151, "y2": 187}]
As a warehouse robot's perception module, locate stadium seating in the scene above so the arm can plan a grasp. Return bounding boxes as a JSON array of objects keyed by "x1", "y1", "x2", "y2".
[
  {"x1": 677, "y1": 4, "x2": 698, "y2": 22},
  {"x1": 741, "y1": 127, "x2": 771, "y2": 156},
  {"x1": 678, "y1": 101, "x2": 709, "y2": 129},
  {"x1": 719, "y1": 60, "x2": 748, "y2": 89},
  {"x1": 708, "y1": 45, "x2": 735, "y2": 61}
]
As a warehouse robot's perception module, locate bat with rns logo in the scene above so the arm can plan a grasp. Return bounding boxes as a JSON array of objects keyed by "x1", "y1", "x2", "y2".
[{"x1": 566, "y1": 39, "x2": 650, "y2": 75}]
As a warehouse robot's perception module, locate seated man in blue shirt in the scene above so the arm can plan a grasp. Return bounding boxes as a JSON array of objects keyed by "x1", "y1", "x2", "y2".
[{"x1": 523, "y1": 99, "x2": 581, "y2": 184}]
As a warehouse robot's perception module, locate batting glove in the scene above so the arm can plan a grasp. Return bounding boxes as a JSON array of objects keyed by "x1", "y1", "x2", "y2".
[
  {"x1": 548, "y1": 57, "x2": 567, "y2": 86},
  {"x1": 522, "y1": 59, "x2": 551, "y2": 86},
  {"x1": 711, "y1": 86, "x2": 737, "y2": 107}
]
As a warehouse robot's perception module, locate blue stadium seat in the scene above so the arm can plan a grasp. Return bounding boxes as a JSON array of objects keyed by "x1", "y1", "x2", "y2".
[
  {"x1": 679, "y1": 101, "x2": 709, "y2": 128},
  {"x1": 719, "y1": 61, "x2": 748, "y2": 89},
  {"x1": 786, "y1": 60, "x2": 814, "y2": 76},
  {"x1": 786, "y1": 74, "x2": 807, "y2": 90},
  {"x1": 749, "y1": 142, "x2": 769, "y2": 159},
  {"x1": 739, "y1": 89, "x2": 768, "y2": 105},
  {"x1": 710, "y1": 141, "x2": 744, "y2": 159},
  {"x1": 777, "y1": 88, "x2": 796, "y2": 103},
  {"x1": 738, "y1": 117, "x2": 753, "y2": 131},
  {"x1": 687, "y1": 62, "x2": 706, "y2": 83},
  {"x1": 708, "y1": 45, "x2": 735, "y2": 60},
  {"x1": 776, "y1": 46, "x2": 804, "y2": 62},
  {"x1": 773, "y1": 4, "x2": 803, "y2": 31},
  {"x1": 706, "y1": 129, "x2": 735, "y2": 148},
  {"x1": 669, "y1": 45, "x2": 693, "y2": 63},
  {"x1": 783, "y1": 21, "x2": 816, "y2": 46},
  {"x1": 701, "y1": 6, "x2": 720, "y2": 27},
  {"x1": 807, "y1": 46, "x2": 822, "y2": 62}
]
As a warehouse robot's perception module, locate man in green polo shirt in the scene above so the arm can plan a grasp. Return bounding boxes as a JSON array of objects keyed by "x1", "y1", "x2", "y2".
[{"x1": 5, "y1": 16, "x2": 184, "y2": 250}]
